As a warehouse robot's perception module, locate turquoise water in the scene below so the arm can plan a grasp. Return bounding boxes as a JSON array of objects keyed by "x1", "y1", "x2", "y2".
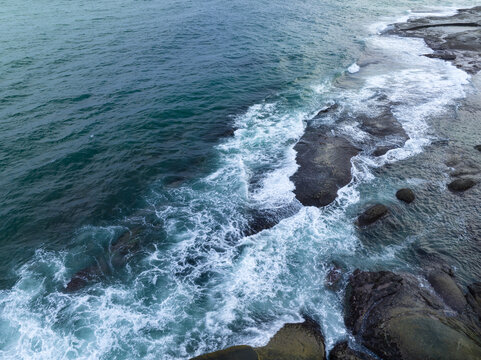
[{"x1": 0, "y1": 0, "x2": 479, "y2": 359}]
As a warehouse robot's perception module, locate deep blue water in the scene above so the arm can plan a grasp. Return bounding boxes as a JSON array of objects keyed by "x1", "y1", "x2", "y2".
[{"x1": 0, "y1": 0, "x2": 479, "y2": 359}]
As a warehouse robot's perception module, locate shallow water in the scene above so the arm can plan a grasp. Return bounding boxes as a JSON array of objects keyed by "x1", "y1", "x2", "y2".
[{"x1": 0, "y1": 1, "x2": 480, "y2": 359}]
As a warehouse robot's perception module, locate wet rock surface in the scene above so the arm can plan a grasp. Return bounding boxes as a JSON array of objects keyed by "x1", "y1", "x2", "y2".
[
  {"x1": 291, "y1": 126, "x2": 359, "y2": 207},
  {"x1": 192, "y1": 317, "x2": 326, "y2": 360},
  {"x1": 388, "y1": 6, "x2": 481, "y2": 74},
  {"x1": 358, "y1": 109, "x2": 408, "y2": 140},
  {"x1": 467, "y1": 282, "x2": 481, "y2": 320},
  {"x1": 356, "y1": 204, "x2": 388, "y2": 226},
  {"x1": 344, "y1": 270, "x2": 481, "y2": 360},
  {"x1": 328, "y1": 341, "x2": 375, "y2": 360},
  {"x1": 395, "y1": 188, "x2": 415, "y2": 203}
]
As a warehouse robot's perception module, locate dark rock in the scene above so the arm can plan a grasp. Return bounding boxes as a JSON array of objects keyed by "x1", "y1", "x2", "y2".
[
  {"x1": 372, "y1": 145, "x2": 394, "y2": 157},
  {"x1": 65, "y1": 264, "x2": 104, "y2": 292},
  {"x1": 221, "y1": 128, "x2": 236, "y2": 137},
  {"x1": 395, "y1": 188, "x2": 415, "y2": 203},
  {"x1": 427, "y1": 268, "x2": 467, "y2": 313},
  {"x1": 291, "y1": 126, "x2": 360, "y2": 207},
  {"x1": 244, "y1": 205, "x2": 300, "y2": 237},
  {"x1": 344, "y1": 270, "x2": 481, "y2": 360},
  {"x1": 329, "y1": 341, "x2": 376, "y2": 360},
  {"x1": 474, "y1": 145, "x2": 481, "y2": 152},
  {"x1": 356, "y1": 204, "x2": 388, "y2": 226},
  {"x1": 448, "y1": 178, "x2": 476, "y2": 192},
  {"x1": 325, "y1": 265, "x2": 344, "y2": 291},
  {"x1": 192, "y1": 318, "x2": 326, "y2": 360},
  {"x1": 358, "y1": 110, "x2": 408, "y2": 140},
  {"x1": 467, "y1": 282, "x2": 481, "y2": 320},
  {"x1": 314, "y1": 103, "x2": 339, "y2": 118},
  {"x1": 425, "y1": 51, "x2": 457, "y2": 60}
]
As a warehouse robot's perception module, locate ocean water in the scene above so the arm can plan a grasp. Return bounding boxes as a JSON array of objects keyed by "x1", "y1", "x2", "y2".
[{"x1": 0, "y1": 0, "x2": 479, "y2": 359}]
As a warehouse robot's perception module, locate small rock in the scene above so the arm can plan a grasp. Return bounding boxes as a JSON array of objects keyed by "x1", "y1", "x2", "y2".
[
  {"x1": 474, "y1": 145, "x2": 481, "y2": 152},
  {"x1": 329, "y1": 341, "x2": 376, "y2": 360},
  {"x1": 448, "y1": 178, "x2": 476, "y2": 192},
  {"x1": 356, "y1": 204, "x2": 388, "y2": 226},
  {"x1": 396, "y1": 188, "x2": 415, "y2": 203},
  {"x1": 325, "y1": 265, "x2": 343, "y2": 291}
]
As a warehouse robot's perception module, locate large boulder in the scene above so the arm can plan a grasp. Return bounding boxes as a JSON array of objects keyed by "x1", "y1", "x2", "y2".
[
  {"x1": 291, "y1": 126, "x2": 359, "y2": 207},
  {"x1": 192, "y1": 318, "x2": 326, "y2": 360},
  {"x1": 427, "y1": 268, "x2": 468, "y2": 313},
  {"x1": 328, "y1": 341, "x2": 375, "y2": 360},
  {"x1": 344, "y1": 270, "x2": 481, "y2": 360},
  {"x1": 356, "y1": 204, "x2": 388, "y2": 226}
]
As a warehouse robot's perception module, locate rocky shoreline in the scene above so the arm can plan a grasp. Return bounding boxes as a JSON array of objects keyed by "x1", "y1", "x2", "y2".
[{"x1": 191, "y1": 6, "x2": 481, "y2": 360}]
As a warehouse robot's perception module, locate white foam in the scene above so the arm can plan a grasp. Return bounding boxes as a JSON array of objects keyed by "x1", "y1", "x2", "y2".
[{"x1": 347, "y1": 63, "x2": 360, "y2": 74}]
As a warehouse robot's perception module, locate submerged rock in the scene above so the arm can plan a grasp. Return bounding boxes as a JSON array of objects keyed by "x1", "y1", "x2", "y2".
[
  {"x1": 65, "y1": 228, "x2": 141, "y2": 292},
  {"x1": 329, "y1": 341, "x2": 375, "y2": 360},
  {"x1": 291, "y1": 126, "x2": 359, "y2": 207},
  {"x1": 475, "y1": 145, "x2": 481, "y2": 152},
  {"x1": 356, "y1": 204, "x2": 388, "y2": 226},
  {"x1": 344, "y1": 270, "x2": 481, "y2": 360},
  {"x1": 448, "y1": 178, "x2": 476, "y2": 192},
  {"x1": 395, "y1": 188, "x2": 415, "y2": 203},
  {"x1": 191, "y1": 318, "x2": 326, "y2": 360}
]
